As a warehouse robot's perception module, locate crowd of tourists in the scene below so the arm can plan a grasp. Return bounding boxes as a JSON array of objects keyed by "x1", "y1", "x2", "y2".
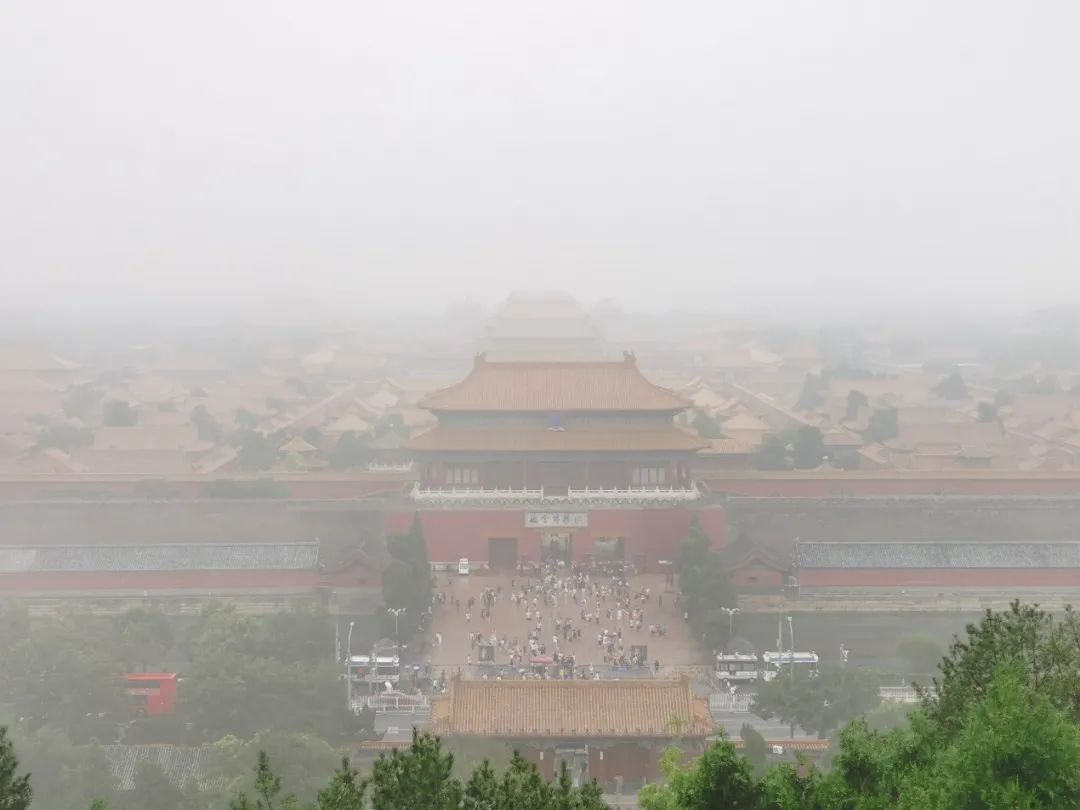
[{"x1": 436, "y1": 564, "x2": 669, "y2": 678}]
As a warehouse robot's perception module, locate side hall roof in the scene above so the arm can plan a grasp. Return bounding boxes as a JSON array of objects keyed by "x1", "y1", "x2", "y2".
[{"x1": 795, "y1": 541, "x2": 1080, "y2": 569}]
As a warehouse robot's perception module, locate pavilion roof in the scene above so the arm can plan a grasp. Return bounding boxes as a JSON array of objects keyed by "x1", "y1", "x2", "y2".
[
  {"x1": 430, "y1": 676, "x2": 713, "y2": 739},
  {"x1": 407, "y1": 424, "x2": 707, "y2": 453},
  {"x1": 418, "y1": 354, "x2": 690, "y2": 413}
]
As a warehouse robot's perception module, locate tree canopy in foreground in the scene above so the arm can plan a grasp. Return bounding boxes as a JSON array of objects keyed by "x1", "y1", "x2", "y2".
[{"x1": 5, "y1": 601, "x2": 1080, "y2": 809}]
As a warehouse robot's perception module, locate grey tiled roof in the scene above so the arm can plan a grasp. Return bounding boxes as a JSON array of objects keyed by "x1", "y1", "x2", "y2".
[
  {"x1": 103, "y1": 744, "x2": 224, "y2": 790},
  {"x1": 0, "y1": 542, "x2": 319, "y2": 573},
  {"x1": 796, "y1": 541, "x2": 1080, "y2": 569}
]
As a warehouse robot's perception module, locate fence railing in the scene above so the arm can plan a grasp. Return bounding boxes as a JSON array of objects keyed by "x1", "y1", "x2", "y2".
[
  {"x1": 710, "y1": 686, "x2": 925, "y2": 715},
  {"x1": 352, "y1": 693, "x2": 431, "y2": 713},
  {"x1": 710, "y1": 693, "x2": 754, "y2": 713},
  {"x1": 879, "y1": 686, "x2": 923, "y2": 703},
  {"x1": 411, "y1": 483, "x2": 701, "y2": 506}
]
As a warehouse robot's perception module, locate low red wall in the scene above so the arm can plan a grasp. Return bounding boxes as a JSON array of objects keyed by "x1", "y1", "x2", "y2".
[
  {"x1": 799, "y1": 568, "x2": 1080, "y2": 588},
  {"x1": 0, "y1": 570, "x2": 323, "y2": 592},
  {"x1": 704, "y1": 477, "x2": 1080, "y2": 497},
  {"x1": 731, "y1": 565, "x2": 786, "y2": 589}
]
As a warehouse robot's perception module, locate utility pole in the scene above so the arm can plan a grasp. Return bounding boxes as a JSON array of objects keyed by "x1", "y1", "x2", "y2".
[
  {"x1": 786, "y1": 615, "x2": 795, "y2": 680},
  {"x1": 346, "y1": 620, "x2": 356, "y2": 712}
]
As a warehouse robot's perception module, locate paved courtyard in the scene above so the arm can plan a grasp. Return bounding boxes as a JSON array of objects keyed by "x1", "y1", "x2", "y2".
[{"x1": 426, "y1": 570, "x2": 707, "y2": 677}]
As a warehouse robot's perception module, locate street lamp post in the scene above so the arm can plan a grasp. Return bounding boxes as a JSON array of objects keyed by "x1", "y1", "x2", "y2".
[
  {"x1": 387, "y1": 608, "x2": 407, "y2": 685},
  {"x1": 388, "y1": 608, "x2": 406, "y2": 639},
  {"x1": 346, "y1": 620, "x2": 356, "y2": 712},
  {"x1": 720, "y1": 607, "x2": 740, "y2": 636},
  {"x1": 785, "y1": 615, "x2": 795, "y2": 678}
]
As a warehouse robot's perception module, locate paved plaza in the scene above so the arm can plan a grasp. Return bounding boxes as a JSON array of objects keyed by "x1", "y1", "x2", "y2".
[{"x1": 426, "y1": 570, "x2": 707, "y2": 677}]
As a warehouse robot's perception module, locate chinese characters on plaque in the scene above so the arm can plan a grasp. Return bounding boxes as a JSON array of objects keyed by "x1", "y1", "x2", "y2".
[{"x1": 525, "y1": 512, "x2": 588, "y2": 528}]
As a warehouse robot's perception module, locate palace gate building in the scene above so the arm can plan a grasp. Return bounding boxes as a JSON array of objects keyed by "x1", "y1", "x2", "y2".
[{"x1": 397, "y1": 353, "x2": 726, "y2": 568}]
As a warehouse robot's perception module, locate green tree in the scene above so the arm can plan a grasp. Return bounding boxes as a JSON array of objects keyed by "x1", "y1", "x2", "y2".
[
  {"x1": 0, "y1": 615, "x2": 126, "y2": 741},
  {"x1": 226, "y1": 733, "x2": 607, "y2": 810},
  {"x1": 976, "y1": 401, "x2": 998, "y2": 422},
  {"x1": 374, "y1": 414, "x2": 408, "y2": 439},
  {"x1": 0, "y1": 728, "x2": 31, "y2": 810},
  {"x1": 794, "y1": 374, "x2": 825, "y2": 412},
  {"x1": 844, "y1": 389, "x2": 868, "y2": 422},
  {"x1": 791, "y1": 426, "x2": 824, "y2": 470},
  {"x1": 640, "y1": 742, "x2": 759, "y2": 810},
  {"x1": 370, "y1": 731, "x2": 461, "y2": 810},
  {"x1": 753, "y1": 434, "x2": 791, "y2": 471},
  {"x1": 924, "y1": 600, "x2": 1080, "y2": 730},
  {"x1": 227, "y1": 750, "x2": 295, "y2": 810},
  {"x1": 865, "y1": 407, "x2": 898, "y2": 443},
  {"x1": 903, "y1": 660, "x2": 1080, "y2": 809},
  {"x1": 738, "y1": 723, "x2": 768, "y2": 776},
  {"x1": 114, "y1": 607, "x2": 174, "y2": 672},
  {"x1": 6, "y1": 726, "x2": 85, "y2": 810},
  {"x1": 312, "y1": 758, "x2": 367, "y2": 810},
  {"x1": 36, "y1": 422, "x2": 94, "y2": 451},
  {"x1": 0, "y1": 600, "x2": 30, "y2": 650},
  {"x1": 752, "y1": 666, "x2": 882, "y2": 739},
  {"x1": 301, "y1": 427, "x2": 324, "y2": 449},
  {"x1": 183, "y1": 606, "x2": 357, "y2": 743},
  {"x1": 191, "y1": 405, "x2": 223, "y2": 443},
  {"x1": 691, "y1": 411, "x2": 724, "y2": 440},
  {"x1": 894, "y1": 633, "x2": 944, "y2": 681},
  {"x1": 677, "y1": 523, "x2": 736, "y2": 650},
  {"x1": 328, "y1": 433, "x2": 372, "y2": 471},
  {"x1": 78, "y1": 743, "x2": 120, "y2": 810},
  {"x1": 235, "y1": 409, "x2": 262, "y2": 429},
  {"x1": 62, "y1": 385, "x2": 102, "y2": 420},
  {"x1": 232, "y1": 430, "x2": 281, "y2": 472},
  {"x1": 102, "y1": 400, "x2": 139, "y2": 427},
  {"x1": 123, "y1": 760, "x2": 184, "y2": 810},
  {"x1": 932, "y1": 372, "x2": 969, "y2": 400},
  {"x1": 380, "y1": 518, "x2": 433, "y2": 642}
]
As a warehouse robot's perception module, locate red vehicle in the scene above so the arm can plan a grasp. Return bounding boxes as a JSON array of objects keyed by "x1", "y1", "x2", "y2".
[{"x1": 125, "y1": 672, "x2": 179, "y2": 716}]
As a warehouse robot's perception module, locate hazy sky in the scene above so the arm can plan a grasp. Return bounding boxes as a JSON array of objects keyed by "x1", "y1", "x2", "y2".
[{"x1": 2, "y1": 1, "x2": 1078, "y2": 321}]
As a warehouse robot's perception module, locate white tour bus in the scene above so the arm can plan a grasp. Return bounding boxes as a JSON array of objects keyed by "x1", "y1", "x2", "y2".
[
  {"x1": 715, "y1": 653, "x2": 763, "y2": 683},
  {"x1": 761, "y1": 651, "x2": 819, "y2": 681}
]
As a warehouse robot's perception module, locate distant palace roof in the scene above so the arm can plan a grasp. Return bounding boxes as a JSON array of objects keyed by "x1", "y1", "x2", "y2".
[
  {"x1": 795, "y1": 541, "x2": 1080, "y2": 569},
  {"x1": 418, "y1": 354, "x2": 691, "y2": 413},
  {"x1": 430, "y1": 677, "x2": 713, "y2": 738},
  {"x1": 408, "y1": 424, "x2": 707, "y2": 453}
]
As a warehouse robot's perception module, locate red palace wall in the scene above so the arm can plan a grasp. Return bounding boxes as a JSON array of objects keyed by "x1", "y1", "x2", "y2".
[
  {"x1": 388, "y1": 507, "x2": 727, "y2": 568},
  {"x1": 799, "y1": 568, "x2": 1080, "y2": 588},
  {"x1": 731, "y1": 564, "x2": 786, "y2": 590}
]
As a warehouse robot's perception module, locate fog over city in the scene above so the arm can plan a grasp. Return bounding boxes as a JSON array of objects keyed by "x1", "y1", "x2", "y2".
[
  {"x1": 4, "y1": 3, "x2": 1080, "y2": 810},
  {"x1": 3, "y1": 0, "x2": 1079, "y2": 321}
]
